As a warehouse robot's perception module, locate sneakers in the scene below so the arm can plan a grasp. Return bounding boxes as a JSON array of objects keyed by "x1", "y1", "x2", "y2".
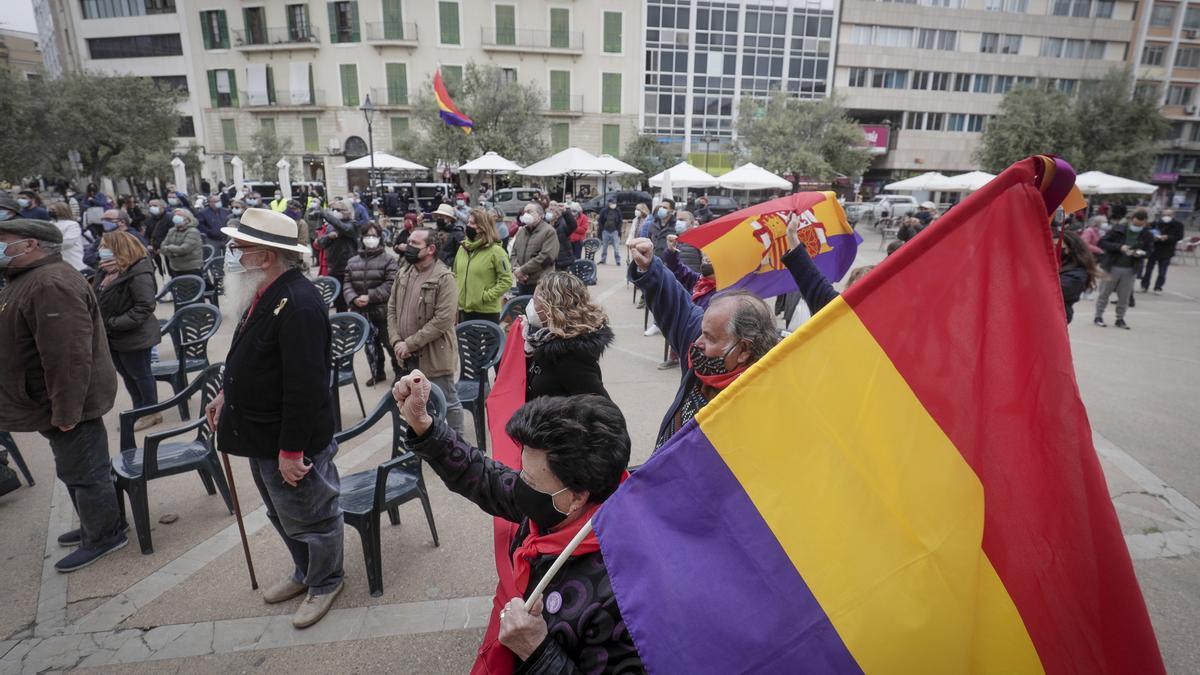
[
  {"x1": 133, "y1": 414, "x2": 163, "y2": 432},
  {"x1": 1137, "y1": 287, "x2": 1148, "y2": 294},
  {"x1": 292, "y1": 582, "x2": 343, "y2": 629},
  {"x1": 58, "y1": 522, "x2": 129, "y2": 547},
  {"x1": 644, "y1": 324, "x2": 661, "y2": 337},
  {"x1": 1093, "y1": 317, "x2": 1106, "y2": 327},
  {"x1": 263, "y1": 577, "x2": 308, "y2": 604},
  {"x1": 1153, "y1": 289, "x2": 1163, "y2": 295},
  {"x1": 656, "y1": 358, "x2": 680, "y2": 371},
  {"x1": 55, "y1": 534, "x2": 128, "y2": 572},
  {"x1": 1115, "y1": 319, "x2": 1131, "y2": 330}
]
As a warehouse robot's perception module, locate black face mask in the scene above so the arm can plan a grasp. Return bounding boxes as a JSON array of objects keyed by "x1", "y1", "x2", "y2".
[
  {"x1": 700, "y1": 262, "x2": 715, "y2": 277},
  {"x1": 465, "y1": 226, "x2": 478, "y2": 240},
  {"x1": 403, "y1": 245, "x2": 423, "y2": 264},
  {"x1": 513, "y1": 476, "x2": 570, "y2": 532}
]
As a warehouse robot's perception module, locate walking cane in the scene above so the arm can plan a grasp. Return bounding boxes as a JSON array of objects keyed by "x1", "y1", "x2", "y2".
[{"x1": 220, "y1": 449, "x2": 259, "y2": 590}]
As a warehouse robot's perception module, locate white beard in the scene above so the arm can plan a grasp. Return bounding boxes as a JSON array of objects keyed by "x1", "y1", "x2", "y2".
[{"x1": 224, "y1": 267, "x2": 269, "y2": 320}]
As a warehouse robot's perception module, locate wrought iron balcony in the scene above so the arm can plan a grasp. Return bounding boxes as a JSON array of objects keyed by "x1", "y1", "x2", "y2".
[
  {"x1": 481, "y1": 27, "x2": 584, "y2": 53},
  {"x1": 232, "y1": 26, "x2": 320, "y2": 50}
]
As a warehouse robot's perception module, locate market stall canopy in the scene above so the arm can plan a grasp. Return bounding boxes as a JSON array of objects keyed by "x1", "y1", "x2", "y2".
[
  {"x1": 458, "y1": 151, "x2": 523, "y2": 173},
  {"x1": 336, "y1": 152, "x2": 427, "y2": 171},
  {"x1": 717, "y1": 163, "x2": 792, "y2": 190},
  {"x1": 592, "y1": 154, "x2": 643, "y2": 175},
  {"x1": 883, "y1": 172, "x2": 954, "y2": 192},
  {"x1": 1074, "y1": 171, "x2": 1156, "y2": 195},
  {"x1": 649, "y1": 161, "x2": 719, "y2": 189},
  {"x1": 518, "y1": 147, "x2": 604, "y2": 177},
  {"x1": 943, "y1": 170, "x2": 996, "y2": 192}
]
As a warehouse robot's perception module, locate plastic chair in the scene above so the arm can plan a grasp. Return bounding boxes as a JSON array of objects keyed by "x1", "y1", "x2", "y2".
[
  {"x1": 0, "y1": 431, "x2": 34, "y2": 487},
  {"x1": 455, "y1": 321, "x2": 505, "y2": 452},
  {"x1": 153, "y1": 304, "x2": 222, "y2": 420},
  {"x1": 499, "y1": 294, "x2": 532, "y2": 326},
  {"x1": 201, "y1": 257, "x2": 225, "y2": 308},
  {"x1": 154, "y1": 274, "x2": 205, "y2": 313},
  {"x1": 329, "y1": 312, "x2": 370, "y2": 430},
  {"x1": 582, "y1": 237, "x2": 601, "y2": 262},
  {"x1": 115, "y1": 364, "x2": 233, "y2": 554},
  {"x1": 201, "y1": 244, "x2": 216, "y2": 264},
  {"x1": 336, "y1": 384, "x2": 446, "y2": 596},
  {"x1": 1178, "y1": 236, "x2": 1200, "y2": 265},
  {"x1": 567, "y1": 259, "x2": 598, "y2": 286},
  {"x1": 313, "y1": 276, "x2": 341, "y2": 309}
]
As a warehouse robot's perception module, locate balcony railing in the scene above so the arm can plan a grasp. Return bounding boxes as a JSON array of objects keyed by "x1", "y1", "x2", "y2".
[
  {"x1": 238, "y1": 89, "x2": 326, "y2": 108},
  {"x1": 232, "y1": 26, "x2": 320, "y2": 49},
  {"x1": 481, "y1": 27, "x2": 584, "y2": 52},
  {"x1": 545, "y1": 94, "x2": 584, "y2": 115},
  {"x1": 370, "y1": 87, "x2": 415, "y2": 107},
  {"x1": 365, "y1": 21, "x2": 419, "y2": 43}
]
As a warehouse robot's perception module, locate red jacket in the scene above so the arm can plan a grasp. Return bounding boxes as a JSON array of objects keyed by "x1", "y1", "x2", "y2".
[{"x1": 570, "y1": 213, "x2": 589, "y2": 243}]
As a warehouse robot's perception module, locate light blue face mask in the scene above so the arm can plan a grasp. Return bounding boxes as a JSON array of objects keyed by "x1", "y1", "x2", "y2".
[
  {"x1": 149, "y1": 206, "x2": 161, "y2": 216},
  {"x1": 224, "y1": 246, "x2": 246, "y2": 274},
  {"x1": 0, "y1": 210, "x2": 15, "y2": 221},
  {"x1": 657, "y1": 207, "x2": 668, "y2": 220},
  {"x1": 675, "y1": 222, "x2": 688, "y2": 234},
  {"x1": 172, "y1": 215, "x2": 186, "y2": 226},
  {"x1": 0, "y1": 239, "x2": 33, "y2": 268},
  {"x1": 98, "y1": 247, "x2": 114, "y2": 261}
]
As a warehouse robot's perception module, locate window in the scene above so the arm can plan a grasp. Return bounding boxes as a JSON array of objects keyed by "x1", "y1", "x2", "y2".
[
  {"x1": 1017, "y1": 75, "x2": 1036, "y2": 88},
  {"x1": 1134, "y1": 82, "x2": 1158, "y2": 101},
  {"x1": 87, "y1": 33, "x2": 182, "y2": 59},
  {"x1": 1051, "y1": 0, "x2": 1092, "y2": 15},
  {"x1": 1167, "y1": 84, "x2": 1194, "y2": 106},
  {"x1": 947, "y1": 113, "x2": 965, "y2": 131},
  {"x1": 442, "y1": 65, "x2": 463, "y2": 96},
  {"x1": 602, "y1": 124, "x2": 620, "y2": 155},
  {"x1": 550, "y1": 8, "x2": 570, "y2": 49},
  {"x1": 1095, "y1": 0, "x2": 1113, "y2": 18},
  {"x1": 603, "y1": 11, "x2": 622, "y2": 53},
  {"x1": 985, "y1": 0, "x2": 1027, "y2": 11},
  {"x1": 925, "y1": 112, "x2": 944, "y2": 131},
  {"x1": 207, "y1": 69, "x2": 238, "y2": 107},
  {"x1": 495, "y1": 5, "x2": 516, "y2": 45},
  {"x1": 967, "y1": 114, "x2": 986, "y2": 132},
  {"x1": 200, "y1": 10, "x2": 229, "y2": 49},
  {"x1": 152, "y1": 75, "x2": 188, "y2": 92},
  {"x1": 550, "y1": 70, "x2": 571, "y2": 111},
  {"x1": 1143, "y1": 45, "x2": 1165, "y2": 66},
  {"x1": 381, "y1": 0, "x2": 403, "y2": 39},
  {"x1": 260, "y1": 118, "x2": 276, "y2": 135},
  {"x1": 849, "y1": 67, "x2": 868, "y2": 87},
  {"x1": 1151, "y1": 4, "x2": 1175, "y2": 26},
  {"x1": 872, "y1": 69, "x2": 908, "y2": 88},
  {"x1": 1063, "y1": 39, "x2": 1085, "y2": 58},
  {"x1": 1086, "y1": 41, "x2": 1105, "y2": 59},
  {"x1": 980, "y1": 33, "x2": 999, "y2": 53},
  {"x1": 601, "y1": 73, "x2": 621, "y2": 113},
  {"x1": 80, "y1": 0, "x2": 175, "y2": 18},
  {"x1": 177, "y1": 116, "x2": 195, "y2": 137},
  {"x1": 550, "y1": 122, "x2": 569, "y2": 152},
  {"x1": 954, "y1": 72, "x2": 971, "y2": 91},
  {"x1": 390, "y1": 117, "x2": 409, "y2": 150},
  {"x1": 1191, "y1": 123, "x2": 1200, "y2": 142},
  {"x1": 500, "y1": 67, "x2": 518, "y2": 85},
  {"x1": 1057, "y1": 79, "x2": 1076, "y2": 94},
  {"x1": 913, "y1": 71, "x2": 930, "y2": 89},
  {"x1": 287, "y1": 4, "x2": 311, "y2": 40},
  {"x1": 994, "y1": 75, "x2": 1015, "y2": 93},
  {"x1": 1185, "y1": 7, "x2": 1200, "y2": 29},
  {"x1": 339, "y1": 64, "x2": 359, "y2": 107},
  {"x1": 302, "y1": 117, "x2": 319, "y2": 152},
  {"x1": 385, "y1": 63, "x2": 407, "y2": 105},
  {"x1": 438, "y1": 1, "x2": 460, "y2": 44},
  {"x1": 903, "y1": 112, "x2": 924, "y2": 130},
  {"x1": 851, "y1": 25, "x2": 914, "y2": 48},
  {"x1": 242, "y1": 7, "x2": 267, "y2": 45},
  {"x1": 917, "y1": 28, "x2": 956, "y2": 50},
  {"x1": 1001, "y1": 35, "x2": 1021, "y2": 54},
  {"x1": 221, "y1": 119, "x2": 238, "y2": 151},
  {"x1": 974, "y1": 74, "x2": 992, "y2": 93},
  {"x1": 931, "y1": 71, "x2": 950, "y2": 90},
  {"x1": 1177, "y1": 47, "x2": 1200, "y2": 68},
  {"x1": 328, "y1": 1, "x2": 361, "y2": 43}
]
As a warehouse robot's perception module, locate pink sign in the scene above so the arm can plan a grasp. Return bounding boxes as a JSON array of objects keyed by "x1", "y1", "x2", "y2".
[{"x1": 862, "y1": 125, "x2": 889, "y2": 155}]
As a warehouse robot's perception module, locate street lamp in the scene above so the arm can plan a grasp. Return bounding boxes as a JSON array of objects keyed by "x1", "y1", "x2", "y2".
[
  {"x1": 360, "y1": 93, "x2": 378, "y2": 206},
  {"x1": 703, "y1": 134, "x2": 716, "y2": 174}
]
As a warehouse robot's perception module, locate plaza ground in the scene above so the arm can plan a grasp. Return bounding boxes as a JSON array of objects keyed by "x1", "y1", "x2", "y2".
[{"x1": 2, "y1": 227, "x2": 1199, "y2": 673}]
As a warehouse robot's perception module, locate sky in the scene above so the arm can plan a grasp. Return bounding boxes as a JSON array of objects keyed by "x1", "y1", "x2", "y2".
[{"x1": 4, "y1": 0, "x2": 39, "y2": 34}]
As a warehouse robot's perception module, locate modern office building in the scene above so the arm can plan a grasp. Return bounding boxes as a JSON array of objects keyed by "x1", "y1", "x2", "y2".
[
  {"x1": 0, "y1": 29, "x2": 45, "y2": 80},
  {"x1": 183, "y1": 0, "x2": 643, "y2": 194},
  {"x1": 836, "y1": 0, "x2": 1136, "y2": 188},
  {"x1": 1131, "y1": 0, "x2": 1200, "y2": 206},
  {"x1": 641, "y1": 0, "x2": 840, "y2": 172}
]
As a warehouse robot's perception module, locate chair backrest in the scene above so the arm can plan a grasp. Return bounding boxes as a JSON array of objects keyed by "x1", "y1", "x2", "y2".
[
  {"x1": 335, "y1": 384, "x2": 448, "y2": 453},
  {"x1": 456, "y1": 320, "x2": 505, "y2": 384},
  {"x1": 313, "y1": 276, "x2": 341, "y2": 308},
  {"x1": 202, "y1": 257, "x2": 225, "y2": 296},
  {"x1": 162, "y1": 274, "x2": 206, "y2": 312},
  {"x1": 329, "y1": 312, "x2": 370, "y2": 371},
  {"x1": 201, "y1": 244, "x2": 216, "y2": 263},
  {"x1": 582, "y1": 237, "x2": 601, "y2": 261},
  {"x1": 499, "y1": 294, "x2": 532, "y2": 325},
  {"x1": 197, "y1": 363, "x2": 224, "y2": 446},
  {"x1": 165, "y1": 303, "x2": 222, "y2": 362},
  {"x1": 567, "y1": 259, "x2": 598, "y2": 286}
]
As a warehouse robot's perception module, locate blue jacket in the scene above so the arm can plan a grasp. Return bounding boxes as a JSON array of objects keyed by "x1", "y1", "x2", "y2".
[
  {"x1": 196, "y1": 206, "x2": 230, "y2": 244},
  {"x1": 632, "y1": 245, "x2": 839, "y2": 448},
  {"x1": 20, "y1": 206, "x2": 51, "y2": 221},
  {"x1": 353, "y1": 202, "x2": 370, "y2": 226}
]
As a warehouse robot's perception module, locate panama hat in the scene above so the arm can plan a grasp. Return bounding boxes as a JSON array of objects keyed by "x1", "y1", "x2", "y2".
[
  {"x1": 433, "y1": 203, "x2": 457, "y2": 220},
  {"x1": 221, "y1": 208, "x2": 309, "y2": 254}
]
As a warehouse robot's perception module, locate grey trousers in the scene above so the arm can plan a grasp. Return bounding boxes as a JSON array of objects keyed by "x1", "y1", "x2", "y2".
[
  {"x1": 249, "y1": 442, "x2": 344, "y2": 595},
  {"x1": 1095, "y1": 266, "x2": 1135, "y2": 321},
  {"x1": 39, "y1": 418, "x2": 124, "y2": 548},
  {"x1": 427, "y1": 373, "x2": 466, "y2": 438}
]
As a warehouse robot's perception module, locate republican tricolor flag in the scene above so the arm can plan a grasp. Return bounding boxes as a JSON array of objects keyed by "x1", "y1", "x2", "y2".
[
  {"x1": 434, "y1": 69, "x2": 473, "y2": 134},
  {"x1": 594, "y1": 156, "x2": 1165, "y2": 674}
]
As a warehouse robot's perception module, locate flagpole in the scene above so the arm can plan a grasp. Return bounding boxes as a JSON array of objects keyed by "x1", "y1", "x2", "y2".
[{"x1": 523, "y1": 518, "x2": 593, "y2": 611}]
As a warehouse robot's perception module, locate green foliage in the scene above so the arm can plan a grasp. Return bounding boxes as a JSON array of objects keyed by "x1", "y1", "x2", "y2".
[
  {"x1": 734, "y1": 92, "x2": 873, "y2": 180},
  {"x1": 977, "y1": 86, "x2": 1080, "y2": 172},
  {"x1": 0, "y1": 72, "x2": 184, "y2": 186},
  {"x1": 619, "y1": 133, "x2": 677, "y2": 187},
  {"x1": 245, "y1": 127, "x2": 294, "y2": 181}
]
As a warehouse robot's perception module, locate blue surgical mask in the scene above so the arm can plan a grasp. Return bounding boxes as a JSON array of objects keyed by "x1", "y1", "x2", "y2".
[
  {"x1": 232, "y1": 207, "x2": 243, "y2": 216},
  {"x1": 172, "y1": 214, "x2": 186, "y2": 226},
  {"x1": 224, "y1": 246, "x2": 246, "y2": 274},
  {"x1": 102, "y1": 220, "x2": 120, "y2": 232},
  {"x1": 0, "y1": 238, "x2": 33, "y2": 268},
  {"x1": 17, "y1": 198, "x2": 31, "y2": 209},
  {"x1": 1129, "y1": 224, "x2": 1144, "y2": 233},
  {"x1": 167, "y1": 197, "x2": 179, "y2": 205},
  {"x1": 98, "y1": 247, "x2": 114, "y2": 261},
  {"x1": 0, "y1": 210, "x2": 14, "y2": 221},
  {"x1": 246, "y1": 199, "x2": 259, "y2": 206},
  {"x1": 675, "y1": 222, "x2": 688, "y2": 234},
  {"x1": 149, "y1": 206, "x2": 162, "y2": 216},
  {"x1": 657, "y1": 207, "x2": 668, "y2": 219}
]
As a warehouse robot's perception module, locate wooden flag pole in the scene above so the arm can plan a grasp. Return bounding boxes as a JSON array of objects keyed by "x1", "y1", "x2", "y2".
[
  {"x1": 524, "y1": 518, "x2": 593, "y2": 612},
  {"x1": 220, "y1": 450, "x2": 258, "y2": 590}
]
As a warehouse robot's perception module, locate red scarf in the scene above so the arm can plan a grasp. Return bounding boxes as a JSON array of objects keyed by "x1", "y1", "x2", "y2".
[
  {"x1": 688, "y1": 346, "x2": 748, "y2": 390},
  {"x1": 691, "y1": 276, "x2": 716, "y2": 304}
]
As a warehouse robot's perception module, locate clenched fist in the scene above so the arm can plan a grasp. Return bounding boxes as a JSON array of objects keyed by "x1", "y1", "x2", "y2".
[
  {"x1": 392, "y1": 370, "x2": 433, "y2": 436},
  {"x1": 627, "y1": 237, "x2": 654, "y2": 271}
]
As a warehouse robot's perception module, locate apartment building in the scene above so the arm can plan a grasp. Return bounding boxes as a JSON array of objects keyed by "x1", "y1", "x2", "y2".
[
  {"x1": 1132, "y1": 0, "x2": 1200, "y2": 206},
  {"x1": 836, "y1": 0, "x2": 1136, "y2": 187},
  {"x1": 642, "y1": 0, "x2": 840, "y2": 171},
  {"x1": 0, "y1": 29, "x2": 45, "y2": 80},
  {"x1": 185, "y1": 0, "x2": 642, "y2": 194}
]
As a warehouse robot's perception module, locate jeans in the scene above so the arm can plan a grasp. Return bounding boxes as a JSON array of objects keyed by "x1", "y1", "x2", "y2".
[
  {"x1": 599, "y1": 230, "x2": 622, "y2": 264},
  {"x1": 111, "y1": 347, "x2": 158, "y2": 410},
  {"x1": 571, "y1": 241, "x2": 583, "y2": 259},
  {"x1": 249, "y1": 442, "x2": 344, "y2": 594},
  {"x1": 39, "y1": 418, "x2": 124, "y2": 548},
  {"x1": 427, "y1": 373, "x2": 466, "y2": 438},
  {"x1": 359, "y1": 306, "x2": 399, "y2": 380},
  {"x1": 1095, "y1": 266, "x2": 1135, "y2": 321},
  {"x1": 1140, "y1": 256, "x2": 1171, "y2": 291}
]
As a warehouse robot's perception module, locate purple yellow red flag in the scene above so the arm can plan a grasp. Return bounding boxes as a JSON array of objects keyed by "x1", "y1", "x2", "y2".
[
  {"x1": 594, "y1": 156, "x2": 1164, "y2": 674},
  {"x1": 434, "y1": 70, "x2": 473, "y2": 134},
  {"x1": 678, "y1": 191, "x2": 858, "y2": 298}
]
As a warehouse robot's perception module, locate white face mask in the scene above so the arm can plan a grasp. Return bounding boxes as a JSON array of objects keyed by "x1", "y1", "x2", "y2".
[
  {"x1": 362, "y1": 236, "x2": 380, "y2": 249},
  {"x1": 520, "y1": 213, "x2": 536, "y2": 226},
  {"x1": 525, "y1": 299, "x2": 543, "y2": 329}
]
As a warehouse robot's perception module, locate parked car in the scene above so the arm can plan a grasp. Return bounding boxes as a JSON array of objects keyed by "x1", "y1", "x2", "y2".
[
  {"x1": 843, "y1": 202, "x2": 870, "y2": 225},
  {"x1": 581, "y1": 190, "x2": 654, "y2": 221},
  {"x1": 869, "y1": 194, "x2": 919, "y2": 220},
  {"x1": 702, "y1": 195, "x2": 741, "y2": 219},
  {"x1": 487, "y1": 187, "x2": 543, "y2": 217}
]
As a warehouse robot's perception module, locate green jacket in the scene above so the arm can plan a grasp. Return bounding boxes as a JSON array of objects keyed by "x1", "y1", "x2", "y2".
[{"x1": 453, "y1": 240, "x2": 513, "y2": 314}]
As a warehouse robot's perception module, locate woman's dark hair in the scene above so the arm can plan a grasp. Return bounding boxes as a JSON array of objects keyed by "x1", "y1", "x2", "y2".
[
  {"x1": 505, "y1": 395, "x2": 630, "y2": 502},
  {"x1": 1062, "y1": 231, "x2": 1101, "y2": 292},
  {"x1": 361, "y1": 221, "x2": 382, "y2": 238}
]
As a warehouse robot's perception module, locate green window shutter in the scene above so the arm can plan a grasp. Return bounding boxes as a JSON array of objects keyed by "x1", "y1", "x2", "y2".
[
  {"x1": 242, "y1": 8, "x2": 254, "y2": 42},
  {"x1": 200, "y1": 12, "x2": 213, "y2": 49},
  {"x1": 603, "y1": 12, "x2": 622, "y2": 53},
  {"x1": 495, "y1": 5, "x2": 515, "y2": 45},
  {"x1": 443, "y1": 65, "x2": 462, "y2": 97},
  {"x1": 286, "y1": 7, "x2": 296, "y2": 39},
  {"x1": 302, "y1": 117, "x2": 319, "y2": 152},
  {"x1": 327, "y1": 2, "x2": 339, "y2": 43},
  {"x1": 602, "y1": 72, "x2": 621, "y2": 113},
  {"x1": 385, "y1": 63, "x2": 408, "y2": 105},
  {"x1": 390, "y1": 116, "x2": 409, "y2": 150},
  {"x1": 383, "y1": 0, "x2": 403, "y2": 38},
  {"x1": 348, "y1": 1, "x2": 361, "y2": 41},
  {"x1": 340, "y1": 64, "x2": 359, "y2": 107},
  {"x1": 207, "y1": 70, "x2": 218, "y2": 106},
  {"x1": 308, "y1": 64, "x2": 316, "y2": 104},
  {"x1": 602, "y1": 124, "x2": 620, "y2": 156},
  {"x1": 261, "y1": 118, "x2": 276, "y2": 135},
  {"x1": 439, "y1": 1, "x2": 460, "y2": 45},
  {"x1": 266, "y1": 66, "x2": 276, "y2": 104},
  {"x1": 550, "y1": 122, "x2": 569, "y2": 152},
  {"x1": 221, "y1": 119, "x2": 238, "y2": 151},
  {"x1": 550, "y1": 70, "x2": 569, "y2": 111},
  {"x1": 228, "y1": 70, "x2": 239, "y2": 107},
  {"x1": 550, "y1": 8, "x2": 569, "y2": 48},
  {"x1": 217, "y1": 11, "x2": 229, "y2": 48}
]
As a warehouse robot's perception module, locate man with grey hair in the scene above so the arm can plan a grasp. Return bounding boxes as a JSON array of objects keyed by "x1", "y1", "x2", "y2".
[
  {"x1": 0, "y1": 219, "x2": 125, "y2": 571},
  {"x1": 629, "y1": 219, "x2": 839, "y2": 448}
]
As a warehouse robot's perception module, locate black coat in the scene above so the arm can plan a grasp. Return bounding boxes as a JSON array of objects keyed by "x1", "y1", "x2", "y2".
[
  {"x1": 1151, "y1": 218, "x2": 1185, "y2": 260},
  {"x1": 526, "y1": 324, "x2": 614, "y2": 401},
  {"x1": 146, "y1": 211, "x2": 174, "y2": 248},
  {"x1": 94, "y1": 257, "x2": 161, "y2": 352},
  {"x1": 315, "y1": 210, "x2": 360, "y2": 276},
  {"x1": 218, "y1": 269, "x2": 335, "y2": 459},
  {"x1": 552, "y1": 213, "x2": 577, "y2": 268},
  {"x1": 1097, "y1": 225, "x2": 1155, "y2": 270},
  {"x1": 438, "y1": 223, "x2": 466, "y2": 267},
  {"x1": 597, "y1": 207, "x2": 623, "y2": 233},
  {"x1": 342, "y1": 247, "x2": 398, "y2": 308},
  {"x1": 1059, "y1": 264, "x2": 1089, "y2": 324}
]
